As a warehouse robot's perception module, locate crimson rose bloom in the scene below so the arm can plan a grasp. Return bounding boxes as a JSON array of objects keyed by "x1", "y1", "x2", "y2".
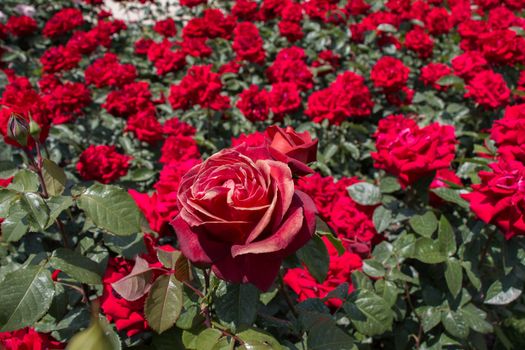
[
  {"x1": 371, "y1": 56, "x2": 409, "y2": 91},
  {"x1": 404, "y1": 27, "x2": 434, "y2": 59},
  {"x1": 464, "y1": 70, "x2": 510, "y2": 109},
  {"x1": 372, "y1": 115, "x2": 457, "y2": 187},
  {"x1": 0, "y1": 328, "x2": 63, "y2": 350},
  {"x1": 40, "y1": 46, "x2": 81, "y2": 73},
  {"x1": 171, "y1": 143, "x2": 317, "y2": 290},
  {"x1": 491, "y1": 104, "x2": 525, "y2": 162},
  {"x1": 6, "y1": 15, "x2": 37, "y2": 37},
  {"x1": 236, "y1": 85, "x2": 270, "y2": 122},
  {"x1": 284, "y1": 237, "x2": 362, "y2": 309},
  {"x1": 233, "y1": 22, "x2": 265, "y2": 64},
  {"x1": 153, "y1": 18, "x2": 177, "y2": 37},
  {"x1": 420, "y1": 63, "x2": 452, "y2": 91},
  {"x1": 451, "y1": 51, "x2": 488, "y2": 81},
  {"x1": 462, "y1": 161, "x2": 525, "y2": 239},
  {"x1": 266, "y1": 125, "x2": 318, "y2": 176},
  {"x1": 77, "y1": 145, "x2": 131, "y2": 184},
  {"x1": 43, "y1": 8, "x2": 84, "y2": 38}
]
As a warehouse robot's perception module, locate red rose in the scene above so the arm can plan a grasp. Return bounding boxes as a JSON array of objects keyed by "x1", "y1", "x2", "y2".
[
  {"x1": 266, "y1": 125, "x2": 318, "y2": 176},
  {"x1": 404, "y1": 27, "x2": 434, "y2": 59},
  {"x1": 424, "y1": 7, "x2": 451, "y2": 35},
  {"x1": 168, "y1": 65, "x2": 230, "y2": 111},
  {"x1": 233, "y1": 22, "x2": 265, "y2": 64},
  {"x1": 43, "y1": 8, "x2": 84, "y2": 38},
  {"x1": 126, "y1": 110, "x2": 164, "y2": 144},
  {"x1": 306, "y1": 71, "x2": 373, "y2": 125},
  {"x1": 268, "y1": 82, "x2": 301, "y2": 120},
  {"x1": 480, "y1": 29, "x2": 525, "y2": 66},
  {"x1": 180, "y1": 0, "x2": 207, "y2": 6},
  {"x1": 85, "y1": 53, "x2": 137, "y2": 89},
  {"x1": 232, "y1": 0, "x2": 259, "y2": 21},
  {"x1": 103, "y1": 82, "x2": 155, "y2": 118},
  {"x1": 420, "y1": 63, "x2": 452, "y2": 91},
  {"x1": 42, "y1": 81, "x2": 92, "y2": 125},
  {"x1": 284, "y1": 237, "x2": 362, "y2": 309},
  {"x1": 464, "y1": 70, "x2": 510, "y2": 109},
  {"x1": 236, "y1": 85, "x2": 270, "y2": 122},
  {"x1": 266, "y1": 47, "x2": 313, "y2": 91},
  {"x1": 6, "y1": 15, "x2": 37, "y2": 37},
  {"x1": 67, "y1": 30, "x2": 100, "y2": 55},
  {"x1": 451, "y1": 51, "x2": 488, "y2": 81},
  {"x1": 279, "y1": 21, "x2": 304, "y2": 42},
  {"x1": 0, "y1": 328, "x2": 63, "y2": 350},
  {"x1": 160, "y1": 135, "x2": 201, "y2": 164},
  {"x1": 77, "y1": 145, "x2": 131, "y2": 184},
  {"x1": 371, "y1": 56, "x2": 409, "y2": 92},
  {"x1": 153, "y1": 18, "x2": 177, "y2": 37},
  {"x1": 129, "y1": 190, "x2": 169, "y2": 235},
  {"x1": 40, "y1": 46, "x2": 81, "y2": 74},
  {"x1": 171, "y1": 143, "x2": 317, "y2": 290},
  {"x1": 462, "y1": 161, "x2": 525, "y2": 239},
  {"x1": 372, "y1": 115, "x2": 457, "y2": 187},
  {"x1": 491, "y1": 104, "x2": 525, "y2": 162},
  {"x1": 231, "y1": 131, "x2": 267, "y2": 147},
  {"x1": 134, "y1": 38, "x2": 155, "y2": 55}
]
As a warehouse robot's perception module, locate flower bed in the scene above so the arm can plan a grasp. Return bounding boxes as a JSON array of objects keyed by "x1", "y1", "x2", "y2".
[{"x1": 1, "y1": 0, "x2": 525, "y2": 349}]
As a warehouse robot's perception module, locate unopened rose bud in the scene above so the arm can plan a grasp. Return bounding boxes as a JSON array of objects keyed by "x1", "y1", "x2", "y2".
[
  {"x1": 29, "y1": 118, "x2": 41, "y2": 138},
  {"x1": 7, "y1": 113, "x2": 30, "y2": 147}
]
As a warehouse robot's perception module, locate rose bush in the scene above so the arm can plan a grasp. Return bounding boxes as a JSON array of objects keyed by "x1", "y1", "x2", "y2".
[{"x1": 1, "y1": 0, "x2": 525, "y2": 349}]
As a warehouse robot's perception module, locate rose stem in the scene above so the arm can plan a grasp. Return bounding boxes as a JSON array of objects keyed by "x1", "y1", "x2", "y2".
[{"x1": 278, "y1": 269, "x2": 298, "y2": 318}]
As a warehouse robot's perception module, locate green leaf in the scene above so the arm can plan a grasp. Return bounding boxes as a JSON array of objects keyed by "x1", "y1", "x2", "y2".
[
  {"x1": 345, "y1": 290, "x2": 394, "y2": 336},
  {"x1": 296, "y1": 234, "x2": 329, "y2": 283},
  {"x1": 50, "y1": 248, "x2": 102, "y2": 285},
  {"x1": 413, "y1": 238, "x2": 447, "y2": 264},
  {"x1": 145, "y1": 274, "x2": 184, "y2": 334},
  {"x1": 77, "y1": 183, "x2": 142, "y2": 236},
  {"x1": 0, "y1": 265, "x2": 55, "y2": 332},
  {"x1": 462, "y1": 304, "x2": 493, "y2": 334},
  {"x1": 409, "y1": 211, "x2": 438, "y2": 237},
  {"x1": 8, "y1": 170, "x2": 39, "y2": 193},
  {"x1": 46, "y1": 196, "x2": 73, "y2": 227},
  {"x1": 417, "y1": 306, "x2": 441, "y2": 332},
  {"x1": 380, "y1": 177, "x2": 401, "y2": 193},
  {"x1": 1, "y1": 209, "x2": 29, "y2": 242},
  {"x1": 362, "y1": 260, "x2": 386, "y2": 278},
  {"x1": 462, "y1": 261, "x2": 481, "y2": 291},
  {"x1": 195, "y1": 328, "x2": 223, "y2": 350},
  {"x1": 438, "y1": 215, "x2": 456, "y2": 256},
  {"x1": 215, "y1": 283, "x2": 260, "y2": 330},
  {"x1": 445, "y1": 258, "x2": 463, "y2": 298},
  {"x1": 0, "y1": 188, "x2": 18, "y2": 217},
  {"x1": 317, "y1": 231, "x2": 345, "y2": 256},
  {"x1": 307, "y1": 318, "x2": 354, "y2": 350},
  {"x1": 430, "y1": 188, "x2": 469, "y2": 208},
  {"x1": 21, "y1": 193, "x2": 49, "y2": 230},
  {"x1": 485, "y1": 274, "x2": 522, "y2": 305},
  {"x1": 441, "y1": 310, "x2": 469, "y2": 339},
  {"x1": 0, "y1": 161, "x2": 17, "y2": 178},
  {"x1": 42, "y1": 159, "x2": 66, "y2": 196},
  {"x1": 156, "y1": 249, "x2": 182, "y2": 270},
  {"x1": 347, "y1": 182, "x2": 381, "y2": 206},
  {"x1": 373, "y1": 206, "x2": 393, "y2": 233},
  {"x1": 437, "y1": 75, "x2": 464, "y2": 86},
  {"x1": 237, "y1": 328, "x2": 283, "y2": 350},
  {"x1": 67, "y1": 316, "x2": 121, "y2": 350}
]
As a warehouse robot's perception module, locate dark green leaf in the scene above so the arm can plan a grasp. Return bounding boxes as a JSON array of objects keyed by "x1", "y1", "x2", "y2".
[
  {"x1": 1, "y1": 209, "x2": 29, "y2": 242},
  {"x1": 413, "y1": 238, "x2": 447, "y2": 264},
  {"x1": 345, "y1": 290, "x2": 394, "y2": 336},
  {"x1": 50, "y1": 248, "x2": 102, "y2": 285},
  {"x1": 380, "y1": 177, "x2": 401, "y2": 193},
  {"x1": 8, "y1": 170, "x2": 39, "y2": 193},
  {"x1": 77, "y1": 184, "x2": 142, "y2": 235},
  {"x1": 0, "y1": 265, "x2": 55, "y2": 332},
  {"x1": 145, "y1": 274, "x2": 184, "y2": 334},
  {"x1": 417, "y1": 306, "x2": 441, "y2": 332},
  {"x1": 307, "y1": 318, "x2": 354, "y2": 350},
  {"x1": 445, "y1": 258, "x2": 463, "y2": 298},
  {"x1": 195, "y1": 328, "x2": 223, "y2": 350},
  {"x1": 438, "y1": 216, "x2": 456, "y2": 256},
  {"x1": 409, "y1": 211, "x2": 438, "y2": 237},
  {"x1": 362, "y1": 259, "x2": 386, "y2": 277},
  {"x1": 21, "y1": 193, "x2": 49, "y2": 230},
  {"x1": 373, "y1": 206, "x2": 393, "y2": 233},
  {"x1": 462, "y1": 304, "x2": 493, "y2": 334},
  {"x1": 347, "y1": 182, "x2": 381, "y2": 206},
  {"x1": 485, "y1": 274, "x2": 522, "y2": 305},
  {"x1": 430, "y1": 188, "x2": 469, "y2": 208},
  {"x1": 46, "y1": 196, "x2": 73, "y2": 227},
  {"x1": 215, "y1": 283, "x2": 260, "y2": 330},
  {"x1": 441, "y1": 310, "x2": 469, "y2": 339},
  {"x1": 297, "y1": 234, "x2": 329, "y2": 283},
  {"x1": 237, "y1": 328, "x2": 283, "y2": 350},
  {"x1": 67, "y1": 316, "x2": 120, "y2": 350},
  {"x1": 42, "y1": 159, "x2": 66, "y2": 196}
]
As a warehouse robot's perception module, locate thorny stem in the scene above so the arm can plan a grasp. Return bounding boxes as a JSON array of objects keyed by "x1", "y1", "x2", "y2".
[
  {"x1": 202, "y1": 268, "x2": 213, "y2": 328},
  {"x1": 278, "y1": 269, "x2": 298, "y2": 318}
]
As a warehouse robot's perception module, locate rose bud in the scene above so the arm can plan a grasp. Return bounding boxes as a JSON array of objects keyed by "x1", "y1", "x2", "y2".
[
  {"x1": 7, "y1": 113, "x2": 30, "y2": 147},
  {"x1": 171, "y1": 143, "x2": 317, "y2": 291},
  {"x1": 265, "y1": 126, "x2": 318, "y2": 176}
]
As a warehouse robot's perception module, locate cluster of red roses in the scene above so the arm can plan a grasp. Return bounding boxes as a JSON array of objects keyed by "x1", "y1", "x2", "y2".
[{"x1": 1, "y1": 0, "x2": 525, "y2": 347}]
